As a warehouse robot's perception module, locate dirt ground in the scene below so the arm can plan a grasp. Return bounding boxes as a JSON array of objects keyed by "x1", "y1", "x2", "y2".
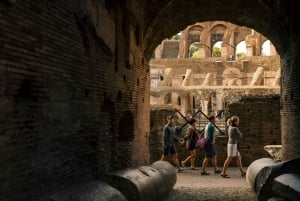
[{"x1": 164, "y1": 167, "x2": 257, "y2": 201}]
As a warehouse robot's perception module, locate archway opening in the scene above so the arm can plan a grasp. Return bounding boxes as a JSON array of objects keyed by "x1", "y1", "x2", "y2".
[
  {"x1": 212, "y1": 41, "x2": 222, "y2": 57},
  {"x1": 149, "y1": 21, "x2": 281, "y2": 172},
  {"x1": 236, "y1": 41, "x2": 247, "y2": 58}
]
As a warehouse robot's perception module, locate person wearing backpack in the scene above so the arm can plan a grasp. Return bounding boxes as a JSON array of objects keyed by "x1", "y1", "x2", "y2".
[{"x1": 181, "y1": 118, "x2": 199, "y2": 170}]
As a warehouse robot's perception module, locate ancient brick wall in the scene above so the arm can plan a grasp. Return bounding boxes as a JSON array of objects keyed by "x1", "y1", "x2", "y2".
[
  {"x1": 222, "y1": 95, "x2": 281, "y2": 166},
  {"x1": 150, "y1": 95, "x2": 281, "y2": 167},
  {"x1": 0, "y1": 1, "x2": 149, "y2": 201}
]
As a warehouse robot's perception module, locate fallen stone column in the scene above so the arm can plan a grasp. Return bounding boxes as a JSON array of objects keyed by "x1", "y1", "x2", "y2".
[
  {"x1": 150, "y1": 160, "x2": 177, "y2": 198},
  {"x1": 271, "y1": 173, "x2": 300, "y2": 201},
  {"x1": 246, "y1": 157, "x2": 275, "y2": 193},
  {"x1": 246, "y1": 157, "x2": 300, "y2": 201},
  {"x1": 100, "y1": 161, "x2": 176, "y2": 201}
]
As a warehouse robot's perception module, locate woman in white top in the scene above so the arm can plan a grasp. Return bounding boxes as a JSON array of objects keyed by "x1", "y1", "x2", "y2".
[{"x1": 220, "y1": 116, "x2": 246, "y2": 178}]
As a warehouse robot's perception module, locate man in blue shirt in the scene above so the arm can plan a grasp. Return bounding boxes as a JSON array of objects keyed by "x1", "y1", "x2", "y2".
[
  {"x1": 160, "y1": 115, "x2": 183, "y2": 172},
  {"x1": 201, "y1": 115, "x2": 221, "y2": 175}
]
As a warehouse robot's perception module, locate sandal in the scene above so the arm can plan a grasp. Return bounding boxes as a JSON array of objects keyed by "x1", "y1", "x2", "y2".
[
  {"x1": 201, "y1": 171, "x2": 210, "y2": 175},
  {"x1": 241, "y1": 172, "x2": 246, "y2": 177},
  {"x1": 221, "y1": 174, "x2": 230, "y2": 178}
]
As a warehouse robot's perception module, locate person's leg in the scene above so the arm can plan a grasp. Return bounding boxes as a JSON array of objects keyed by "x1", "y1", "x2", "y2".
[
  {"x1": 201, "y1": 146, "x2": 212, "y2": 175},
  {"x1": 161, "y1": 146, "x2": 169, "y2": 161},
  {"x1": 237, "y1": 154, "x2": 246, "y2": 176},
  {"x1": 201, "y1": 157, "x2": 209, "y2": 175},
  {"x1": 170, "y1": 146, "x2": 183, "y2": 172},
  {"x1": 211, "y1": 156, "x2": 217, "y2": 170},
  {"x1": 211, "y1": 155, "x2": 221, "y2": 173},
  {"x1": 190, "y1": 149, "x2": 196, "y2": 169},
  {"x1": 210, "y1": 146, "x2": 220, "y2": 173},
  {"x1": 172, "y1": 153, "x2": 182, "y2": 171},
  {"x1": 221, "y1": 156, "x2": 233, "y2": 176},
  {"x1": 181, "y1": 153, "x2": 192, "y2": 167}
]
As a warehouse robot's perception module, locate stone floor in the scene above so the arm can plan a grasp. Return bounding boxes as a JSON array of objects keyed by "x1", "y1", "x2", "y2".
[{"x1": 164, "y1": 167, "x2": 257, "y2": 201}]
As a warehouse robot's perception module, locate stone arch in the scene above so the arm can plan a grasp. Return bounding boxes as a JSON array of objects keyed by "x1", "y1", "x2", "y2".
[
  {"x1": 187, "y1": 25, "x2": 204, "y2": 44},
  {"x1": 143, "y1": 1, "x2": 287, "y2": 60},
  {"x1": 210, "y1": 24, "x2": 227, "y2": 48},
  {"x1": 234, "y1": 26, "x2": 252, "y2": 46},
  {"x1": 143, "y1": 0, "x2": 294, "y2": 160},
  {"x1": 180, "y1": 24, "x2": 204, "y2": 58}
]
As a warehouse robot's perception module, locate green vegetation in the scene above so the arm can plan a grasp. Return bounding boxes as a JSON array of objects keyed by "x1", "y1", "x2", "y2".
[
  {"x1": 191, "y1": 51, "x2": 200, "y2": 58},
  {"x1": 236, "y1": 52, "x2": 247, "y2": 58},
  {"x1": 189, "y1": 42, "x2": 200, "y2": 58},
  {"x1": 212, "y1": 47, "x2": 221, "y2": 57},
  {"x1": 171, "y1": 33, "x2": 181, "y2": 40}
]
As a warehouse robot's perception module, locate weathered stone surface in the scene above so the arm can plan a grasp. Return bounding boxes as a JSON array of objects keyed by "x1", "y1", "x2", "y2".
[
  {"x1": 272, "y1": 173, "x2": 300, "y2": 201},
  {"x1": 99, "y1": 161, "x2": 176, "y2": 201},
  {"x1": 246, "y1": 158, "x2": 276, "y2": 192},
  {"x1": 247, "y1": 158, "x2": 300, "y2": 201},
  {"x1": 264, "y1": 145, "x2": 282, "y2": 161},
  {"x1": 49, "y1": 181, "x2": 128, "y2": 201}
]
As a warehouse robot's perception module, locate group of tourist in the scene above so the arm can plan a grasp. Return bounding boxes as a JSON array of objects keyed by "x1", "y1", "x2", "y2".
[{"x1": 160, "y1": 114, "x2": 246, "y2": 178}]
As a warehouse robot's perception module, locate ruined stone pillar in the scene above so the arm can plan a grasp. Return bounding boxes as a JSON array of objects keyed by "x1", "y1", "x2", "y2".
[
  {"x1": 215, "y1": 61, "x2": 223, "y2": 85},
  {"x1": 202, "y1": 73, "x2": 213, "y2": 86},
  {"x1": 229, "y1": 32, "x2": 235, "y2": 58},
  {"x1": 199, "y1": 29, "x2": 210, "y2": 58},
  {"x1": 246, "y1": 31, "x2": 256, "y2": 56},
  {"x1": 221, "y1": 45, "x2": 229, "y2": 59},
  {"x1": 216, "y1": 91, "x2": 224, "y2": 111},
  {"x1": 199, "y1": 47, "x2": 207, "y2": 58},
  {"x1": 250, "y1": 67, "x2": 264, "y2": 86},
  {"x1": 181, "y1": 69, "x2": 192, "y2": 86}
]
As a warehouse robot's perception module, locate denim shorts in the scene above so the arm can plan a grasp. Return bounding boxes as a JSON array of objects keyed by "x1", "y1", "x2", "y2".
[
  {"x1": 163, "y1": 145, "x2": 177, "y2": 155},
  {"x1": 204, "y1": 144, "x2": 216, "y2": 158}
]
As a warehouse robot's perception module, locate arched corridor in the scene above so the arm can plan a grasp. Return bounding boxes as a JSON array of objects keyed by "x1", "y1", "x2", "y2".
[{"x1": 0, "y1": 1, "x2": 300, "y2": 201}]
